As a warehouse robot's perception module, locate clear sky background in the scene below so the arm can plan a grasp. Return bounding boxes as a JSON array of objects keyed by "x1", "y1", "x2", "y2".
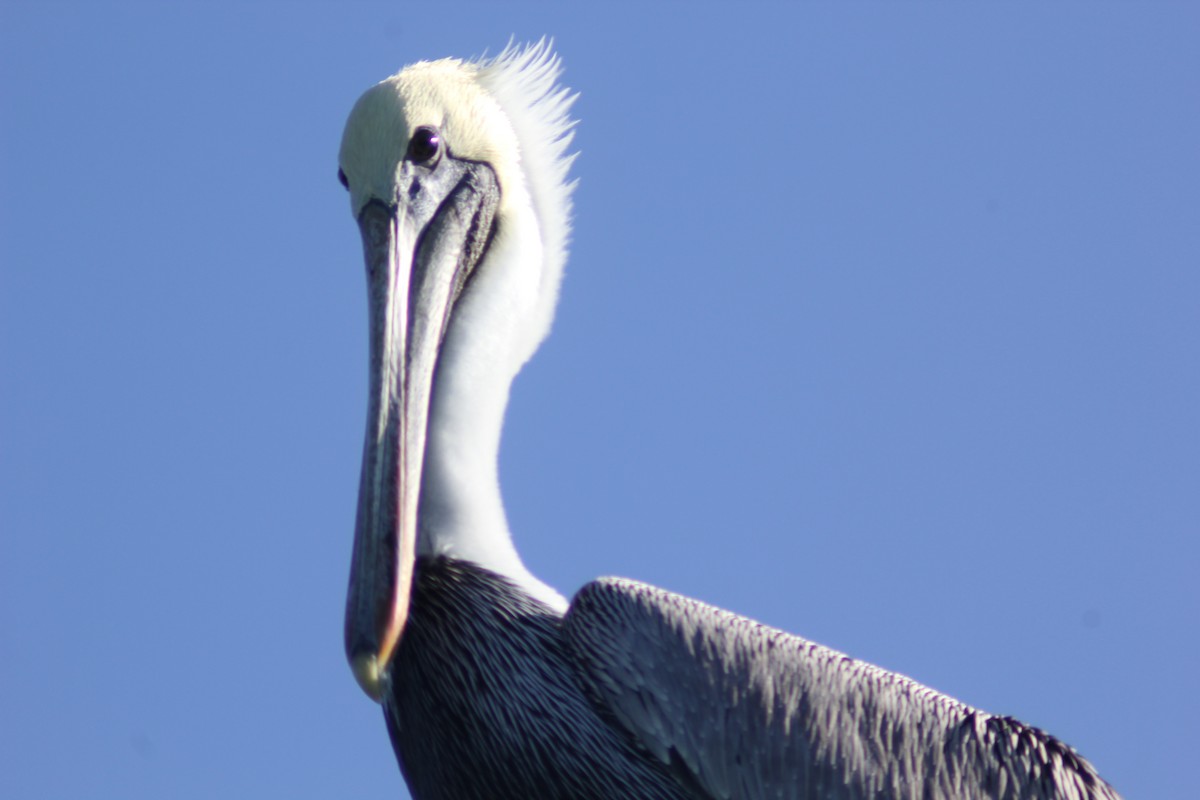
[{"x1": 2, "y1": 3, "x2": 1197, "y2": 798}]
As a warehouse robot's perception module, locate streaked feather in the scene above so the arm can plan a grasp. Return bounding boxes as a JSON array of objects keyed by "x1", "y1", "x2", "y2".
[{"x1": 566, "y1": 578, "x2": 1121, "y2": 800}]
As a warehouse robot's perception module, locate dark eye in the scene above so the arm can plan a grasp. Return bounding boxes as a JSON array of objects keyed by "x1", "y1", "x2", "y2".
[
  {"x1": 409, "y1": 126, "x2": 441, "y2": 164},
  {"x1": 337, "y1": 168, "x2": 349, "y2": 190}
]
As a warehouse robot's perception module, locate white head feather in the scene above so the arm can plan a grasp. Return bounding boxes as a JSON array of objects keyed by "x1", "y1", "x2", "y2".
[{"x1": 340, "y1": 41, "x2": 577, "y2": 363}]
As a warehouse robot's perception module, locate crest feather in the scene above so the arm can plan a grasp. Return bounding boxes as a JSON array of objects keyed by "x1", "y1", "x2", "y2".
[{"x1": 474, "y1": 41, "x2": 579, "y2": 325}]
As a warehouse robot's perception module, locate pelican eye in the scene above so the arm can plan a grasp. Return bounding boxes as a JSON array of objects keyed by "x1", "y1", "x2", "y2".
[
  {"x1": 409, "y1": 126, "x2": 442, "y2": 165},
  {"x1": 337, "y1": 168, "x2": 349, "y2": 190}
]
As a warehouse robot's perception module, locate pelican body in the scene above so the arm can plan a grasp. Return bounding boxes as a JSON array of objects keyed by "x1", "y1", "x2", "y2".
[{"x1": 337, "y1": 44, "x2": 1122, "y2": 800}]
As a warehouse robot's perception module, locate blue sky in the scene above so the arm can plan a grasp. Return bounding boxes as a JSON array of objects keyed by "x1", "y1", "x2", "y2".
[{"x1": 2, "y1": 3, "x2": 1197, "y2": 798}]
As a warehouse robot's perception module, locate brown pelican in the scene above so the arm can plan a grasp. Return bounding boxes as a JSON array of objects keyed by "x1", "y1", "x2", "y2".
[{"x1": 337, "y1": 42, "x2": 1122, "y2": 800}]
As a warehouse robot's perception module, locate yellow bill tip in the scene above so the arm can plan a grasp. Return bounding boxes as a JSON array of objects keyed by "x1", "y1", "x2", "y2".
[{"x1": 350, "y1": 652, "x2": 387, "y2": 702}]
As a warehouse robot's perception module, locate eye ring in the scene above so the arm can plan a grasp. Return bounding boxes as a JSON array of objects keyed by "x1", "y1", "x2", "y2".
[{"x1": 408, "y1": 126, "x2": 442, "y2": 165}]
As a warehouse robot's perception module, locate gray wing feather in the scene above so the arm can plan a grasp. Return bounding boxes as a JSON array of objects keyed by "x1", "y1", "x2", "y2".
[{"x1": 564, "y1": 578, "x2": 1120, "y2": 800}]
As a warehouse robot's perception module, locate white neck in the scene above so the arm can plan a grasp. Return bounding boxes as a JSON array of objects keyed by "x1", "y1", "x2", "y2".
[{"x1": 415, "y1": 211, "x2": 567, "y2": 611}]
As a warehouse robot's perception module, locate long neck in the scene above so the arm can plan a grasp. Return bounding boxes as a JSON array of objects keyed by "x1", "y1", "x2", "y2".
[{"x1": 415, "y1": 216, "x2": 566, "y2": 611}]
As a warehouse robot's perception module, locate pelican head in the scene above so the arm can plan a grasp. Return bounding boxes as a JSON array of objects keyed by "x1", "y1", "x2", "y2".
[{"x1": 338, "y1": 44, "x2": 577, "y2": 700}]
